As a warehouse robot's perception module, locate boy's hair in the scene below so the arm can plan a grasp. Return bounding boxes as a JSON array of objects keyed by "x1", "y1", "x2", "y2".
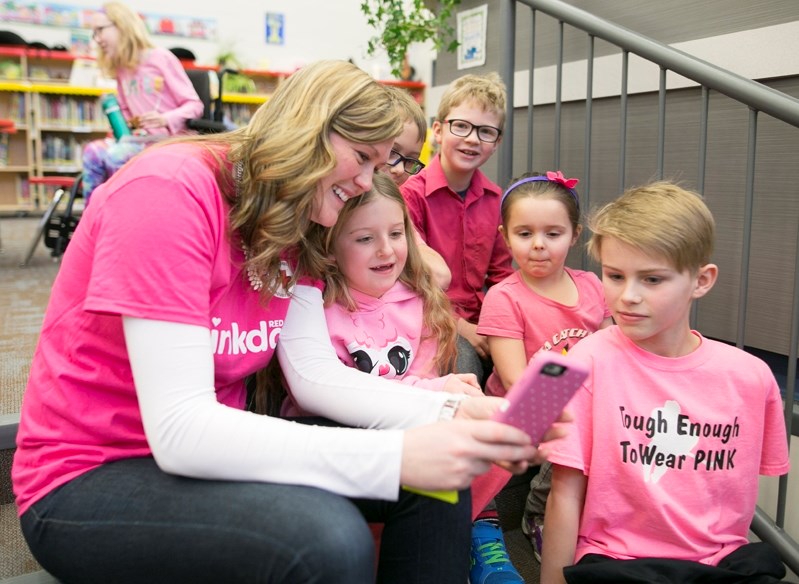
[
  {"x1": 587, "y1": 181, "x2": 715, "y2": 273},
  {"x1": 312, "y1": 173, "x2": 458, "y2": 374},
  {"x1": 501, "y1": 171, "x2": 581, "y2": 233},
  {"x1": 97, "y1": 2, "x2": 154, "y2": 77},
  {"x1": 436, "y1": 72, "x2": 507, "y2": 129},
  {"x1": 389, "y1": 86, "x2": 427, "y2": 144}
]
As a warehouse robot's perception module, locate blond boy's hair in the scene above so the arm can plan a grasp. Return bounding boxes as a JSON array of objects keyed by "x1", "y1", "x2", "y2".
[
  {"x1": 587, "y1": 181, "x2": 715, "y2": 273},
  {"x1": 436, "y1": 72, "x2": 507, "y2": 129},
  {"x1": 389, "y1": 86, "x2": 427, "y2": 144}
]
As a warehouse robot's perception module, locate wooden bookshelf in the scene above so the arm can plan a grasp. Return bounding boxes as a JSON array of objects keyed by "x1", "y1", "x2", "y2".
[{"x1": 0, "y1": 46, "x2": 426, "y2": 211}]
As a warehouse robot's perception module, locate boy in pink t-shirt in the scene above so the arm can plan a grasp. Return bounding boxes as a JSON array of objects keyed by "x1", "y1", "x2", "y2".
[{"x1": 541, "y1": 182, "x2": 790, "y2": 583}]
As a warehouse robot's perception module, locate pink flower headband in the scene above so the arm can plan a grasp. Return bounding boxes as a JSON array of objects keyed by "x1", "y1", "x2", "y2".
[{"x1": 501, "y1": 170, "x2": 580, "y2": 207}]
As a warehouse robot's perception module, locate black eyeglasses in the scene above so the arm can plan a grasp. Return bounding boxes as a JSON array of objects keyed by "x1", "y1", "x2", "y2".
[
  {"x1": 444, "y1": 119, "x2": 502, "y2": 143},
  {"x1": 386, "y1": 149, "x2": 425, "y2": 175},
  {"x1": 92, "y1": 23, "x2": 115, "y2": 40}
]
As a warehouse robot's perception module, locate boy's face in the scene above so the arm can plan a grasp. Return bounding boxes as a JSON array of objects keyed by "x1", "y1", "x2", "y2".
[
  {"x1": 599, "y1": 236, "x2": 717, "y2": 357},
  {"x1": 432, "y1": 100, "x2": 501, "y2": 179},
  {"x1": 386, "y1": 121, "x2": 424, "y2": 186}
]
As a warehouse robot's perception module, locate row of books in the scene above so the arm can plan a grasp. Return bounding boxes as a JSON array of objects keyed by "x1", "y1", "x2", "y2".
[
  {"x1": 0, "y1": 92, "x2": 26, "y2": 123},
  {"x1": 38, "y1": 94, "x2": 106, "y2": 129},
  {"x1": 41, "y1": 134, "x2": 92, "y2": 166}
]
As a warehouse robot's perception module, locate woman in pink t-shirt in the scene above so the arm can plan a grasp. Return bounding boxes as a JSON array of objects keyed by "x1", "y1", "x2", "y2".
[
  {"x1": 81, "y1": 2, "x2": 204, "y2": 201},
  {"x1": 13, "y1": 60, "x2": 562, "y2": 584}
]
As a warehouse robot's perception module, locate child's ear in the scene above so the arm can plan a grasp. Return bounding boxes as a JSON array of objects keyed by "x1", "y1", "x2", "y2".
[
  {"x1": 571, "y1": 224, "x2": 583, "y2": 245},
  {"x1": 431, "y1": 119, "x2": 444, "y2": 145},
  {"x1": 498, "y1": 225, "x2": 510, "y2": 246},
  {"x1": 692, "y1": 263, "x2": 718, "y2": 299}
]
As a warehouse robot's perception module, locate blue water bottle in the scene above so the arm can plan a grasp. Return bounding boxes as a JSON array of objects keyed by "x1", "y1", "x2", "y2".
[{"x1": 101, "y1": 93, "x2": 131, "y2": 140}]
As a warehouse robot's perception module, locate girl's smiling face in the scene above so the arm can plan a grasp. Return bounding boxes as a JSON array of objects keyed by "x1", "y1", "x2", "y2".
[
  {"x1": 311, "y1": 132, "x2": 394, "y2": 227},
  {"x1": 331, "y1": 194, "x2": 408, "y2": 299}
]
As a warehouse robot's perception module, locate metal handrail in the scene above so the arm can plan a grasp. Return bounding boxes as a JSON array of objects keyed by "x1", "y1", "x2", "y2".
[
  {"x1": 497, "y1": 0, "x2": 799, "y2": 573},
  {"x1": 751, "y1": 507, "x2": 799, "y2": 577},
  {"x1": 510, "y1": 0, "x2": 799, "y2": 128}
]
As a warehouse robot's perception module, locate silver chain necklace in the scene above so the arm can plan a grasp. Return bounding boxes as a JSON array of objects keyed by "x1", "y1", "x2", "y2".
[{"x1": 234, "y1": 160, "x2": 264, "y2": 292}]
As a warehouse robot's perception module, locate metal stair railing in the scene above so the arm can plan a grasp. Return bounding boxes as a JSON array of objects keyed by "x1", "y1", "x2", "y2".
[{"x1": 495, "y1": 0, "x2": 799, "y2": 575}]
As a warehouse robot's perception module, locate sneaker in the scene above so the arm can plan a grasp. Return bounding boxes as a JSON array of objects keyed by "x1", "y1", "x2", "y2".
[
  {"x1": 521, "y1": 515, "x2": 544, "y2": 563},
  {"x1": 469, "y1": 520, "x2": 524, "y2": 583},
  {"x1": 531, "y1": 523, "x2": 543, "y2": 563}
]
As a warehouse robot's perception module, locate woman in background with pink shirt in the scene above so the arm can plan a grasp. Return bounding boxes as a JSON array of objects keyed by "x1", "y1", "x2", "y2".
[{"x1": 81, "y1": 1, "x2": 203, "y2": 201}]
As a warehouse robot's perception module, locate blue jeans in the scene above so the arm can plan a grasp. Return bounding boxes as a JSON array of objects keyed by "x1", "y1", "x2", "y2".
[
  {"x1": 456, "y1": 335, "x2": 491, "y2": 387},
  {"x1": 21, "y1": 457, "x2": 471, "y2": 584}
]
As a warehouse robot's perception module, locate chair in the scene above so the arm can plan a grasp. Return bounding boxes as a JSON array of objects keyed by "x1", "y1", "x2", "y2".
[
  {"x1": 19, "y1": 175, "x2": 82, "y2": 267},
  {"x1": 18, "y1": 65, "x2": 231, "y2": 266},
  {"x1": 167, "y1": 47, "x2": 230, "y2": 133},
  {"x1": 184, "y1": 68, "x2": 233, "y2": 134}
]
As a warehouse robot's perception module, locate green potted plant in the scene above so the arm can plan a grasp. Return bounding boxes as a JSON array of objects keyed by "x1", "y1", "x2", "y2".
[
  {"x1": 216, "y1": 44, "x2": 256, "y2": 94},
  {"x1": 361, "y1": 0, "x2": 461, "y2": 78}
]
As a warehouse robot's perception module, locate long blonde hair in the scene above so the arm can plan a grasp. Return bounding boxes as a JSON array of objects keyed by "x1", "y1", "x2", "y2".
[
  {"x1": 166, "y1": 60, "x2": 403, "y2": 299},
  {"x1": 309, "y1": 173, "x2": 458, "y2": 374},
  {"x1": 95, "y1": 2, "x2": 154, "y2": 77}
]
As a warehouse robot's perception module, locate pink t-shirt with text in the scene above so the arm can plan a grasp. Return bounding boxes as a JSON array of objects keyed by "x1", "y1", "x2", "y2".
[
  {"x1": 13, "y1": 143, "x2": 290, "y2": 514},
  {"x1": 478, "y1": 267, "x2": 610, "y2": 396},
  {"x1": 548, "y1": 326, "x2": 790, "y2": 565},
  {"x1": 116, "y1": 47, "x2": 204, "y2": 136}
]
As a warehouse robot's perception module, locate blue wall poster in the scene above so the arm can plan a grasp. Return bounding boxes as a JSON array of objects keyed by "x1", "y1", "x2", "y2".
[{"x1": 265, "y1": 13, "x2": 284, "y2": 45}]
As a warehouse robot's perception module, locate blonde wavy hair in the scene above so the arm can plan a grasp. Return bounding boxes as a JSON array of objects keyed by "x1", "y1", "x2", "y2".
[
  {"x1": 587, "y1": 181, "x2": 715, "y2": 273},
  {"x1": 168, "y1": 60, "x2": 403, "y2": 299},
  {"x1": 308, "y1": 173, "x2": 458, "y2": 375},
  {"x1": 95, "y1": 2, "x2": 154, "y2": 77}
]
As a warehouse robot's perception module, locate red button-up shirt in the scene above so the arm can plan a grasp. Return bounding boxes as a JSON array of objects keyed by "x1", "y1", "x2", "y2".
[{"x1": 401, "y1": 154, "x2": 514, "y2": 323}]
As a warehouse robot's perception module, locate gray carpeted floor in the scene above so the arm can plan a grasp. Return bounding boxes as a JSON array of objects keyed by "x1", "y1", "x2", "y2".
[
  {"x1": 0, "y1": 216, "x2": 59, "y2": 416},
  {"x1": 1, "y1": 216, "x2": 58, "y2": 580}
]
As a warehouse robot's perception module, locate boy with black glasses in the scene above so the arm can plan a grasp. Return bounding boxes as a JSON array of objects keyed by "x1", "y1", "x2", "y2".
[
  {"x1": 400, "y1": 72, "x2": 513, "y2": 386},
  {"x1": 400, "y1": 72, "x2": 519, "y2": 584}
]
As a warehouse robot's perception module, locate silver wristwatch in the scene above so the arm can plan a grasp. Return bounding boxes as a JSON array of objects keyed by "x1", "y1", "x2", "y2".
[{"x1": 438, "y1": 397, "x2": 462, "y2": 421}]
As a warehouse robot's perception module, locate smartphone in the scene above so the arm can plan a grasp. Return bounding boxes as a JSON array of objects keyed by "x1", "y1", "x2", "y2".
[{"x1": 491, "y1": 352, "x2": 588, "y2": 444}]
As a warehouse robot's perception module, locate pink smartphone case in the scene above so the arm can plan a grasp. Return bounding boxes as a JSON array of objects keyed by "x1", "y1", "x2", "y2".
[{"x1": 491, "y1": 352, "x2": 588, "y2": 443}]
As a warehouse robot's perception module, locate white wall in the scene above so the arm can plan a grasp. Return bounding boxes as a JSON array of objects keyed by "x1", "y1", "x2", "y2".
[{"x1": 2, "y1": 0, "x2": 435, "y2": 82}]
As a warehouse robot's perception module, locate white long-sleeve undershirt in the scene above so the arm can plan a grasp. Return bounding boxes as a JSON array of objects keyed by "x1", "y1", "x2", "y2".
[{"x1": 123, "y1": 285, "x2": 457, "y2": 500}]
